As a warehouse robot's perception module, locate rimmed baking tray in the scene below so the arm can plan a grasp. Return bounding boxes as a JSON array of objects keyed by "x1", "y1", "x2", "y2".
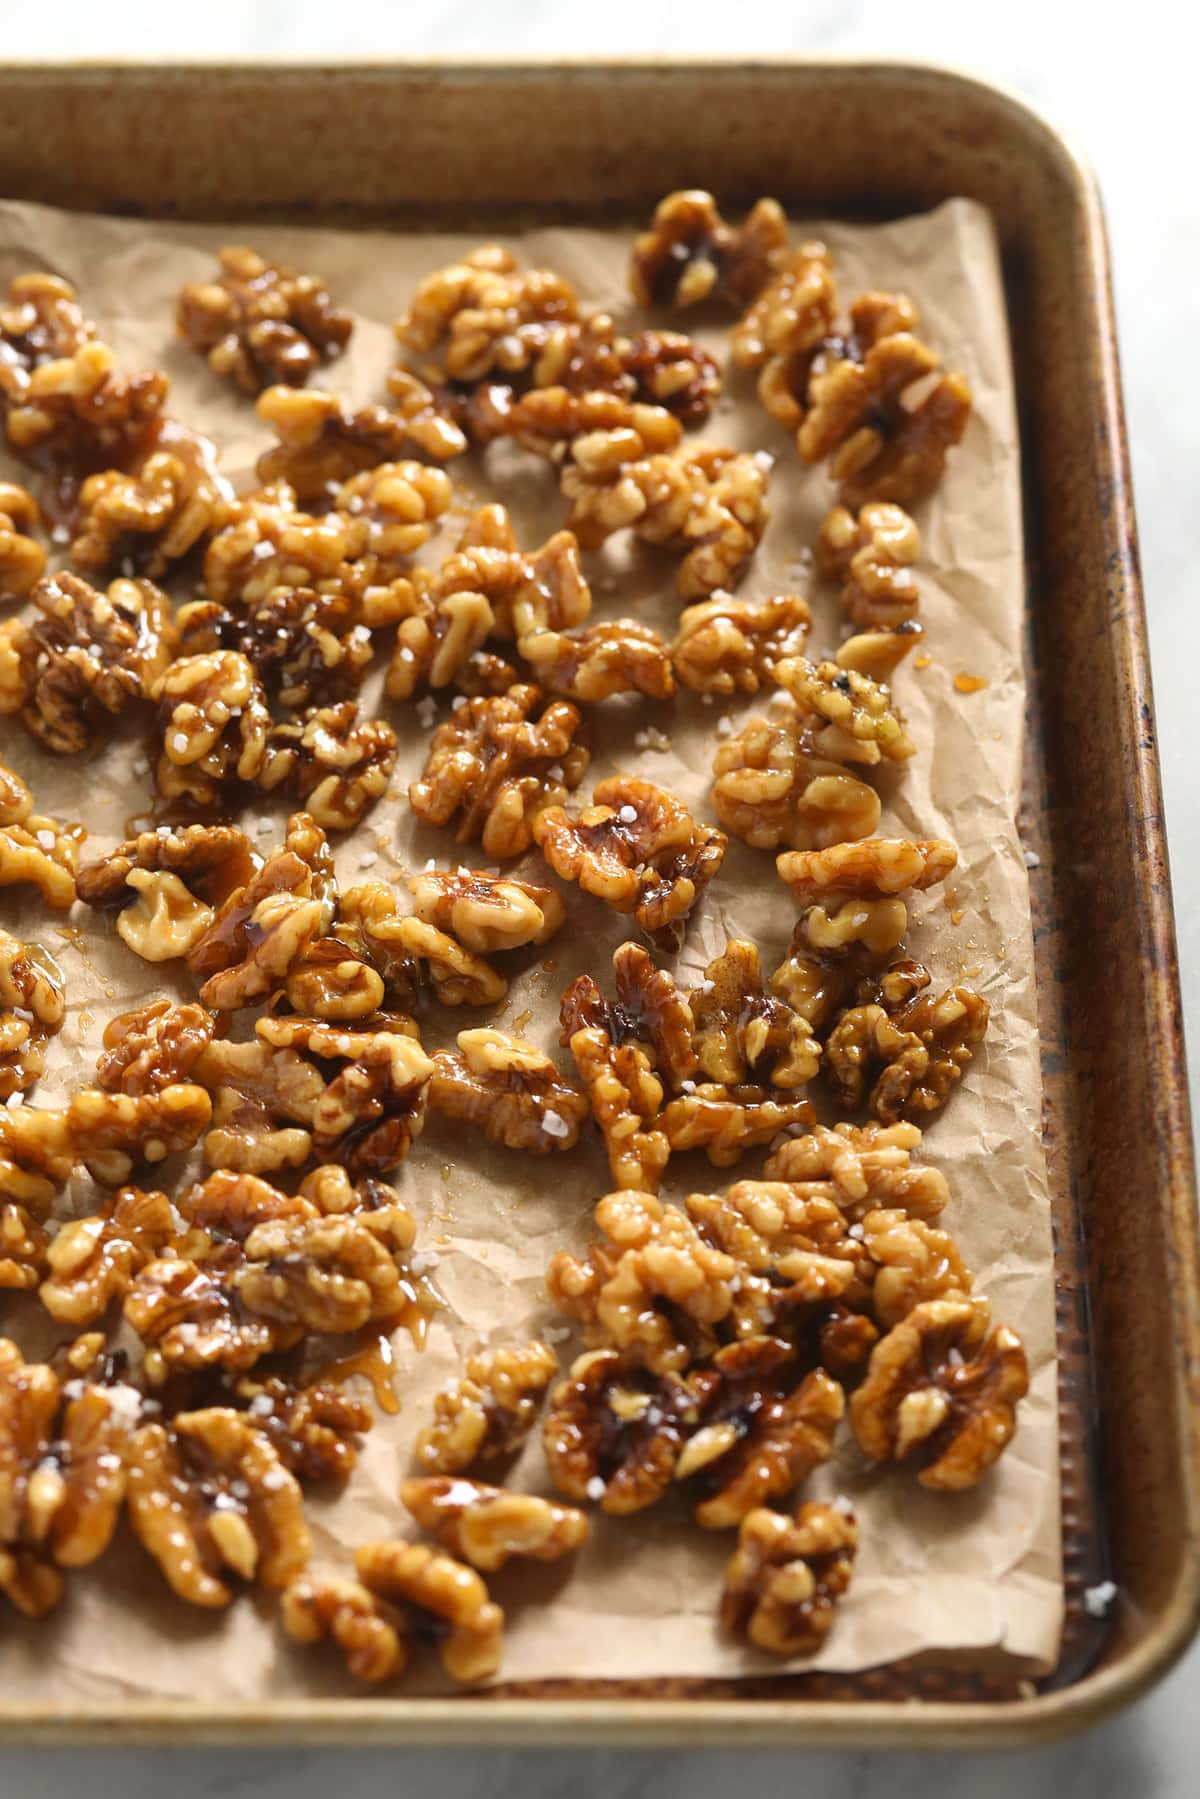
[{"x1": 0, "y1": 56, "x2": 1193, "y2": 1747}]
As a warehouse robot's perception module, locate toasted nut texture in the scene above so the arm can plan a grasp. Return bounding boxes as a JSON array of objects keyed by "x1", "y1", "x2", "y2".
[
  {"x1": 563, "y1": 941, "x2": 698, "y2": 1092},
  {"x1": 731, "y1": 241, "x2": 839, "y2": 424},
  {"x1": 232, "y1": 1374, "x2": 372, "y2": 1485},
  {"x1": 685, "y1": 1181, "x2": 870, "y2": 1307},
  {"x1": 519, "y1": 619, "x2": 675, "y2": 704},
  {"x1": 712, "y1": 709, "x2": 881, "y2": 852},
  {"x1": 430, "y1": 1029, "x2": 587, "y2": 1153},
  {"x1": 124, "y1": 1251, "x2": 298, "y2": 1384},
  {"x1": 764, "y1": 1120, "x2": 949, "y2": 1223},
  {"x1": 773, "y1": 655, "x2": 916, "y2": 765},
  {"x1": 355, "y1": 1539, "x2": 503, "y2": 1684},
  {"x1": 0, "y1": 482, "x2": 45, "y2": 600},
  {"x1": 257, "y1": 388, "x2": 463, "y2": 501},
  {"x1": 777, "y1": 837, "x2": 957, "y2": 903},
  {"x1": 534, "y1": 775, "x2": 725, "y2": 952},
  {"x1": 0, "y1": 273, "x2": 94, "y2": 374},
  {"x1": 401, "y1": 1477, "x2": 588, "y2": 1572},
  {"x1": 817, "y1": 501, "x2": 921, "y2": 632},
  {"x1": 0, "y1": 812, "x2": 84, "y2": 909},
  {"x1": 859, "y1": 1208, "x2": 974, "y2": 1327},
  {"x1": 566, "y1": 1025, "x2": 668, "y2": 1194},
  {"x1": 721, "y1": 1502, "x2": 858, "y2": 1657},
  {"x1": 187, "y1": 821, "x2": 335, "y2": 1011},
  {"x1": 153, "y1": 650, "x2": 270, "y2": 808},
  {"x1": 825, "y1": 961, "x2": 990, "y2": 1123},
  {"x1": 396, "y1": 243, "x2": 578, "y2": 382},
  {"x1": 630, "y1": 191, "x2": 788, "y2": 311},
  {"x1": 0, "y1": 931, "x2": 65, "y2": 1099},
  {"x1": 281, "y1": 1573, "x2": 407, "y2": 1682},
  {"x1": 497, "y1": 385, "x2": 681, "y2": 463},
  {"x1": 71, "y1": 437, "x2": 232, "y2": 577},
  {"x1": 542, "y1": 1348, "x2": 701, "y2": 1515},
  {"x1": 415, "y1": 1341, "x2": 558, "y2": 1475},
  {"x1": 126, "y1": 1408, "x2": 309, "y2": 1608},
  {"x1": 408, "y1": 869, "x2": 565, "y2": 954},
  {"x1": 254, "y1": 1015, "x2": 435, "y2": 1175},
  {"x1": 39, "y1": 1185, "x2": 180, "y2": 1325},
  {"x1": 0, "y1": 1103, "x2": 75, "y2": 1214},
  {"x1": 547, "y1": 1190, "x2": 739, "y2": 1374},
  {"x1": 3, "y1": 338, "x2": 166, "y2": 470},
  {"x1": 196, "y1": 1036, "x2": 322, "y2": 1175},
  {"x1": 690, "y1": 938, "x2": 819, "y2": 1091},
  {"x1": 659, "y1": 1084, "x2": 814, "y2": 1169},
  {"x1": 850, "y1": 1298, "x2": 1029, "y2": 1489},
  {"x1": 77, "y1": 822, "x2": 259, "y2": 910},
  {"x1": 0, "y1": 755, "x2": 32, "y2": 825},
  {"x1": 673, "y1": 592, "x2": 811, "y2": 696},
  {"x1": 284, "y1": 936, "x2": 386, "y2": 1022},
  {"x1": 409, "y1": 683, "x2": 589, "y2": 858},
  {"x1": 178, "y1": 246, "x2": 353, "y2": 393},
  {"x1": 259, "y1": 701, "x2": 398, "y2": 831},
  {"x1": 9, "y1": 573, "x2": 172, "y2": 754},
  {"x1": 179, "y1": 586, "x2": 373, "y2": 711}
]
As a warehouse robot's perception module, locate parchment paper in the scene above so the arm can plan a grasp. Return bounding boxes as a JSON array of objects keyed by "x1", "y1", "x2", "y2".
[{"x1": 0, "y1": 196, "x2": 1061, "y2": 1697}]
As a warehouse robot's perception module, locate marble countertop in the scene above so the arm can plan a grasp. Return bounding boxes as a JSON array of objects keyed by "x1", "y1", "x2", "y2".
[{"x1": 3, "y1": 3, "x2": 1196, "y2": 1794}]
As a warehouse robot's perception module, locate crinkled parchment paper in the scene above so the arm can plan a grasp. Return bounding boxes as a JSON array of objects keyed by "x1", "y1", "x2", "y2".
[{"x1": 0, "y1": 195, "x2": 1061, "y2": 1697}]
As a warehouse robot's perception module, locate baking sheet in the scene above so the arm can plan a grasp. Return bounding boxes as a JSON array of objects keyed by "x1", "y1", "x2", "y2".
[{"x1": 0, "y1": 194, "x2": 1061, "y2": 1694}]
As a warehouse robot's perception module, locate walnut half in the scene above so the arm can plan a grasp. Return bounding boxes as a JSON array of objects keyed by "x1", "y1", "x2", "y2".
[
  {"x1": 400, "y1": 1477, "x2": 588, "y2": 1572},
  {"x1": 721, "y1": 1501, "x2": 858, "y2": 1657},
  {"x1": 430, "y1": 1028, "x2": 588, "y2": 1153}
]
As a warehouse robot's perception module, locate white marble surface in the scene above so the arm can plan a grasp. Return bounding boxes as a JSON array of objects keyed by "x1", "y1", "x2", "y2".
[{"x1": 2, "y1": 1, "x2": 1196, "y2": 1792}]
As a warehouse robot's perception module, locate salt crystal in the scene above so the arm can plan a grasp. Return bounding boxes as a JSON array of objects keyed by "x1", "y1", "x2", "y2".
[
  {"x1": 541, "y1": 1108, "x2": 570, "y2": 1139},
  {"x1": 753, "y1": 450, "x2": 775, "y2": 473},
  {"x1": 410, "y1": 1249, "x2": 440, "y2": 1274},
  {"x1": 172, "y1": 733, "x2": 189, "y2": 754},
  {"x1": 359, "y1": 850, "x2": 378, "y2": 869},
  {"x1": 847, "y1": 1223, "x2": 865, "y2": 1242},
  {"x1": 679, "y1": 1079, "x2": 696, "y2": 1093},
  {"x1": 1083, "y1": 1580, "x2": 1117, "y2": 1618},
  {"x1": 699, "y1": 980, "x2": 714, "y2": 994},
  {"x1": 36, "y1": 829, "x2": 55, "y2": 849},
  {"x1": 50, "y1": 523, "x2": 70, "y2": 546},
  {"x1": 259, "y1": 1469, "x2": 290, "y2": 1492},
  {"x1": 5, "y1": 1092, "x2": 23, "y2": 1110},
  {"x1": 104, "y1": 1384, "x2": 144, "y2": 1428},
  {"x1": 947, "y1": 1346, "x2": 965, "y2": 1368},
  {"x1": 1024, "y1": 848, "x2": 1041, "y2": 869},
  {"x1": 585, "y1": 1476, "x2": 605, "y2": 1501},
  {"x1": 831, "y1": 1494, "x2": 855, "y2": 1515},
  {"x1": 715, "y1": 715, "x2": 734, "y2": 738},
  {"x1": 248, "y1": 1394, "x2": 276, "y2": 1417},
  {"x1": 255, "y1": 816, "x2": 274, "y2": 835},
  {"x1": 547, "y1": 763, "x2": 564, "y2": 782},
  {"x1": 451, "y1": 695, "x2": 468, "y2": 711},
  {"x1": 543, "y1": 1324, "x2": 572, "y2": 1344},
  {"x1": 422, "y1": 858, "x2": 436, "y2": 874},
  {"x1": 121, "y1": 556, "x2": 136, "y2": 577},
  {"x1": 457, "y1": 864, "x2": 470, "y2": 877},
  {"x1": 132, "y1": 756, "x2": 150, "y2": 777},
  {"x1": 701, "y1": 693, "x2": 714, "y2": 705},
  {"x1": 62, "y1": 1380, "x2": 85, "y2": 1401},
  {"x1": 416, "y1": 696, "x2": 437, "y2": 729},
  {"x1": 617, "y1": 804, "x2": 638, "y2": 824}
]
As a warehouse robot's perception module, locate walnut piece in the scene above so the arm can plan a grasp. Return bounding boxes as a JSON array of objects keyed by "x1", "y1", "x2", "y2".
[
  {"x1": 396, "y1": 243, "x2": 579, "y2": 382},
  {"x1": 125, "y1": 1252, "x2": 294, "y2": 1381},
  {"x1": 117, "y1": 871, "x2": 216, "y2": 961},
  {"x1": 659, "y1": 1084, "x2": 814, "y2": 1168},
  {"x1": 850, "y1": 1297, "x2": 1029, "y2": 1489},
  {"x1": 177, "y1": 246, "x2": 353, "y2": 393},
  {"x1": 773, "y1": 654, "x2": 916, "y2": 766},
  {"x1": 178, "y1": 585, "x2": 374, "y2": 712},
  {"x1": 817, "y1": 501, "x2": 921, "y2": 632},
  {"x1": 777, "y1": 836, "x2": 957, "y2": 928},
  {"x1": 562, "y1": 941, "x2": 698, "y2": 1091},
  {"x1": 859, "y1": 1208, "x2": 974, "y2": 1327},
  {"x1": 95, "y1": 1000, "x2": 215, "y2": 1097},
  {"x1": 196, "y1": 1036, "x2": 322, "y2": 1174},
  {"x1": 672, "y1": 591, "x2": 811, "y2": 696},
  {"x1": 0, "y1": 273, "x2": 94, "y2": 375},
  {"x1": 0, "y1": 482, "x2": 45, "y2": 600},
  {"x1": 721, "y1": 1501, "x2": 858, "y2": 1657},
  {"x1": 542, "y1": 1348, "x2": 701, "y2": 1514},
  {"x1": 534, "y1": 775, "x2": 725, "y2": 952},
  {"x1": 234, "y1": 1206, "x2": 424, "y2": 1337},
  {"x1": 546, "y1": 1189, "x2": 739, "y2": 1374},
  {"x1": 259, "y1": 701, "x2": 398, "y2": 831},
  {"x1": 680, "y1": 1339, "x2": 845, "y2": 1528},
  {"x1": 4, "y1": 338, "x2": 167, "y2": 472},
  {"x1": 0, "y1": 813, "x2": 84, "y2": 909},
  {"x1": 630, "y1": 191, "x2": 788, "y2": 311},
  {"x1": 66, "y1": 1083, "x2": 212, "y2": 1187},
  {"x1": 6, "y1": 572, "x2": 172, "y2": 755},
  {"x1": 0, "y1": 930, "x2": 65, "y2": 1099},
  {"x1": 764, "y1": 1120, "x2": 949, "y2": 1223},
  {"x1": 401, "y1": 1477, "x2": 588, "y2": 1572},
  {"x1": 562, "y1": 442, "x2": 769, "y2": 599},
  {"x1": 690, "y1": 938, "x2": 819, "y2": 1090},
  {"x1": 232, "y1": 1374, "x2": 372, "y2": 1484},
  {"x1": 407, "y1": 869, "x2": 564, "y2": 954},
  {"x1": 519, "y1": 618, "x2": 676, "y2": 703},
  {"x1": 565, "y1": 1024, "x2": 668, "y2": 1194},
  {"x1": 187, "y1": 823, "x2": 335, "y2": 1010},
  {"x1": 39, "y1": 1185, "x2": 180, "y2": 1324},
  {"x1": 284, "y1": 935, "x2": 386, "y2": 1022},
  {"x1": 355, "y1": 1539, "x2": 503, "y2": 1684},
  {"x1": 281, "y1": 1573, "x2": 407, "y2": 1682},
  {"x1": 77, "y1": 822, "x2": 259, "y2": 912},
  {"x1": 153, "y1": 650, "x2": 270, "y2": 808},
  {"x1": 409, "y1": 682, "x2": 589, "y2": 858},
  {"x1": 0, "y1": 754, "x2": 31, "y2": 825},
  {"x1": 126, "y1": 1407, "x2": 309, "y2": 1607},
  {"x1": 430, "y1": 1028, "x2": 588, "y2": 1153},
  {"x1": 257, "y1": 388, "x2": 464, "y2": 501},
  {"x1": 71, "y1": 434, "x2": 233, "y2": 577},
  {"x1": 253, "y1": 1014, "x2": 435, "y2": 1175},
  {"x1": 415, "y1": 1341, "x2": 558, "y2": 1475},
  {"x1": 731, "y1": 240, "x2": 838, "y2": 424},
  {"x1": 335, "y1": 884, "x2": 504, "y2": 1009},
  {"x1": 711, "y1": 707, "x2": 881, "y2": 852},
  {"x1": 0, "y1": 1102, "x2": 75, "y2": 1214},
  {"x1": 496, "y1": 386, "x2": 681, "y2": 463},
  {"x1": 826, "y1": 962, "x2": 990, "y2": 1123}
]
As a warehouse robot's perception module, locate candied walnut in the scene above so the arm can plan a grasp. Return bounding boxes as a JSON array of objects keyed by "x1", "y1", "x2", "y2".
[
  {"x1": 408, "y1": 869, "x2": 564, "y2": 955},
  {"x1": 630, "y1": 191, "x2": 788, "y2": 311},
  {"x1": 721, "y1": 1501, "x2": 857, "y2": 1657},
  {"x1": 850, "y1": 1297, "x2": 1029, "y2": 1489},
  {"x1": 690, "y1": 938, "x2": 819, "y2": 1090},
  {"x1": 71, "y1": 437, "x2": 232, "y2": 577},
  {"x1": 234, "y1": 1206, "x2": 422, "y2": 1335},
  {"x1": 355, "y1": 1539, "x2": 503, "y2": 1684},
  {"x1": 178, "y1": 246, "x2": 353, "y2": 393},
  {"x1": 0, "y1": 1201, "x2": 48, "y2": 1291},
  {"x1": 281, "y1": 1572, "x2": 406, "y2": 1682},
  {"x1": 124, "y1": 1251, "x2": 297, "y2": 1381},
  {"x1": 615, "y1": 327, "x2": 722, "y2": 427},
  {"x1": 10, "y1": 572, "x2": 172, "y2": 755},
  {"x1": 769, "y1": 912, "x2": 900, "y2": 1030},
  {"x1": 679, "y1": 1340, "x2": 845, "y2": 1528},
  {"x1": 498, "y1": 386, "x2": 681, "y2": 463},
  {"x1": 563, "y1": 442, "x2": 770, "y2": 599},
  {"x1": 0, "y1": 754, "x2": 31, "y2": 825},
  {"x1": 284, "y1": 935, "x2": 386, "y2": 1021},
  {"x1": 95, "y1": 1001, "x2": 216, "y2": 1097},
  {"x1": 4, "y1": 338, "x2": 167, "y2": 470},
  {"x1": 0, "y1": 273, "x2": 94, "y2": 376},
  {"x1": 204, "y1": 482, "x2": 361, "y2": 607},
  {"x1": 258, "y1": 701, "x2": 398, "y2": 831},
  {"x1": 0, "y1": 930, "x2": 65, "y2": 1099},
  {"x1": 542, "y1": 1347, "x2": 701, "y2": 1514},
  {"x1": 565, "y1": 1026, "x2": 668, "y2": 1194},
  {"x1": 0, "y1": 1103, "x2": 74, "y2": 1214},
  {"x1": 153, "y1": 651, "x2": 270, "y2": 808},
  {"x1": 0, "y1": 482, "x2": 45, "y2": 600},
  {"x1": 764, "y1": 1120, "x2": 950, "y2": 1224},
  {"x1": 126, "y1": 1407, "x2": 309, "y2": 1607},
  {"x1": 817, "y1": 501, "x2": 921, "y2": 632},
  {"x1": 257, "y1": 387, "x2": 464, "y2": 502},
  {"x1": 858, "y1": 1209, "x2": 974, "y2": 1328},
  {"x1": 233, "y1": 1375, "x2": 371, "y2": 1484},
  {"x1": 396, "y1": 243, "x2": 579, "y2": 382},
  {"x1": 77, "y1": 822, "x2": 258, "y2": 910},
  {"x1": 409, "y1": 683, "x2": 589, "y2": 858},
  {"x1": 39, "y1": 1185, "x2": 179, "y2": 1324},
  {"x1": 660, "y1": 1084, "x2": 814, "y2": 1168},
  {"x1": 777, "y1": 837, "x2": 957, "y2": 904},
  {"x1": 0, "y1": 1348, "x2": 136, "y2": 1614},
  {"x1": 177, "y1": 1165, "x2": 316, "y2": 1243},
  {"x1": 519, "y1": 618, "x2": 675, "y2": 703},
  {"x1": 195, "y1": 1036, "x2": 322, "y2": 1174},
  {"x1": 563, "y1": 941, "x2": 698, "y2": 1091},
  {"x1": 547, "y1": 1189, "x2": 739, "y2": 1373},
  {"x1": 179, "y1": 585, "x2": 374, "y2": 712},
  {"x1": 827, "y1": 968, "x2": 990, "y2": 1123},
  {"x1": 336, "y1": 459, "x2": 457, "y2": 566},
  {"x1": 534, "y1": 775, "x2": 725, "y2": 952},
  {"x1": 249, "y1": 1014, "x2": 433, "y2": 1173},
  {"x1": 687, "y1": 1180, "x2": 866, "y2": 1293},
  {"x1": 773, "y1": 655, "x2": 916, "y2": 765},
  {"x1": 711, "y1": 707, "x2": 882, "y2": 853},
  {"x1": 415, "y1": 1341, "x2": 558, "y2": 1475},
  {"x1": 419, "y1": 508, "x2": 593, "y2": 642},
  {"x1": 673, "y1": 591, "x2": 811, "y2": 696},
  {"x1": 385, "y1": 580, "x2": 502, "y2": 701},
  {"x1": 401, "y1": 1477, "x2": 588, "y2": 1572},
  {"x1": 66, "y1": 1084, "x2": 212, "y2": 1187},
  {"x1": 430, "y1": 1027, "x2": 587, "y2": 1153},
  {"x1": 116, "y1": 871, "x2": 214, "y2": 961},
  {"x1": 731, "y1": 241, "x2": 839, "y2": 423},
  {"x1": 0, "y1": 813, "x2": 83, "y2": 909},
  {"x1": 187, "y1": 830, "x2": 335, "y2": 1010},
  {"x1": 333, "y1": 886, "x2": 503, "y2": 1009}
]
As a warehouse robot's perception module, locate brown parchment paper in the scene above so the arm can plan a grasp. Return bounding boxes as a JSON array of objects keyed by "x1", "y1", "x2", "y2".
[{"x1": 0, "y1": 195, "x2": 1061, "y2": 1698}]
